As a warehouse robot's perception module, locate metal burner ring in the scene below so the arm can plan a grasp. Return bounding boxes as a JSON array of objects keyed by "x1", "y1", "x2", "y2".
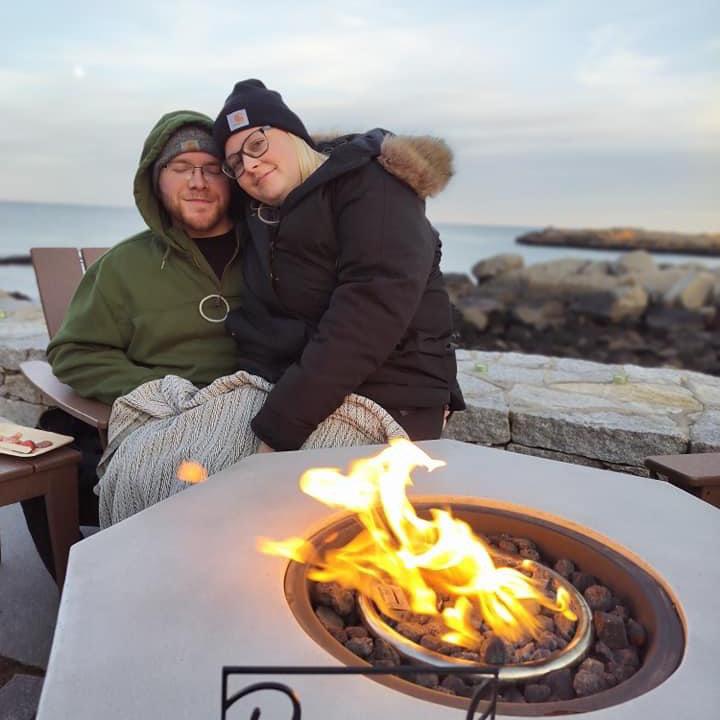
[{"x1": 357, "y1": 557, "x2": 593, "y2": 683}]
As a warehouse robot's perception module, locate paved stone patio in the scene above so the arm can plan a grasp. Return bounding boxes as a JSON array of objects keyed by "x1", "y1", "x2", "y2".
[{"x1": 0, "y1": 502, "x2": 59, "y2": 719}]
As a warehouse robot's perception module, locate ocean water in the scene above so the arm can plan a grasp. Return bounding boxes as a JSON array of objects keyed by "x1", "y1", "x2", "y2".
[{"x1": 0, "y1": 200, "x2": 717, "y2": 300}]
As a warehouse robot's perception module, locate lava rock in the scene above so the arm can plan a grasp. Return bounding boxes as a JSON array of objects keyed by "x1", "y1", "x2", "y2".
[
  {"x1": 498, "y1": 539, "x2": 519, "y2": 554},
  {"x1": 544, "y1": 668, "x2": 574, "y2": 700},
  {"x1": 346, "y1": 626, "x2": 369, "y2": 639},
  {"x1": 614, "y1": 647, "x2": 640, "y2": 669},
  {"x1": 627, "y1": 618, "x2": 647, "y2": 647},
  {"x1": 579, "y1": 658, "x2": 605, "y2": 676},
  {"x1": 326, "y1": 627, "x2": 348, "y2": 643},
  {"x1": 584, "y1": 585, "x2": 614, "y2": 612},
  {"x1": 536, "y1": 631, "x2": 561, "y2": 651},
  {"x1": 609, "y1": 662, "x2": 637, "y2": 683},
  {"x1": 524, "y1": 683, "x2": 552, "y2": 703},
  {"x1": 422, "y1": 617, "x2": 447, "y2": 636},
  {"x1": 519, "y1": 547, "x2": 541, "y2": 561},
  {"x1": 514, "y1": 642, "x2": 536, "y2": 663},
  {"x1": 313, "y1": 582, "x2": 356, "y2": 616},
  {"x1": 396, "y1": 621, "x2": 426, "y2": 643},
  {"x1": 570, "y1": 572, "x2": 596, "y2": 593},
  {"x1": 573, "y1": 670, "x2": 609, "y2": 697},
  {"x1": 594, "y1": 612, "x2": 630, "y2": 650},
  {"x1": 594, "y1": 641, "x2": 616, "y2": 665},
  {"x1": 530, "y1": 648, "x2": 552, "y2": 662},
  {"x1": 536, "y1": 615, "x2": 555, "y2": 632},
  {"x1": 345, "y1": 636, "x2": 374, "y2": 658},
  {"x1": 415, "y1": 673, "x2": 440, "y2": 689},
  {"x1": 453, "y1": 651, "x2": 482, "y2": 662},
  {"x1": 554, "y1": 612, "x2": 576, "y2": 640},
  {"x1": 501, "y1": 685, "x2": 527, "y2": 703},
  {"x1": 315, "y1": 606, "x2": 346, "y2": 641},
  {"x1": 372, "y1": 637, "x2": 401, "y2": 665},
  {"x1": 440, "y1": 674, "x2": 474, "y2": 698},
  {"x1": 512, "y1": 537, "x2": 538, "y2": 552},
  {"x1": 531, "y1": 566, "x2": 552, "y2": 591},
  {"x1": 553, "y1": 558, "x2": 575, "y2": 579},
  {"x1": 603, "y1": 671, "x2": 619, "y2": 688},
  {"x1": 481, "y1": 634, "x2": 507, "y2": 665},
  {"x1": 420, "y1": 634, "x2": 459, "y2": 656}
]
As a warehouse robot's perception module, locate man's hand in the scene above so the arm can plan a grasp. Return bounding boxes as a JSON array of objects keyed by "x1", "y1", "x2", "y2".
[{"x1": 257, "y1": 441, "x2": 275, "y2": 454}]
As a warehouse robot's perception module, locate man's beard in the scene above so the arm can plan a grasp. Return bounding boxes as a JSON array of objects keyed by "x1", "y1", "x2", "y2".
[{"x1": 173, "y1": 196, "x2": 229, "y2": 236}]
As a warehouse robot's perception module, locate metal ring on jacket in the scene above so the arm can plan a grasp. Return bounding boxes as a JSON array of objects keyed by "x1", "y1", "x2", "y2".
[{"x1": 198, "y1": 294, "x2": 230, "y2": 323}]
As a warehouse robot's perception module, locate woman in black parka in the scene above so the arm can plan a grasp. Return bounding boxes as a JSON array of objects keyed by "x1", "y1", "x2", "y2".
[{"x1": 213, "y1": 79, "x2": 464, "y2": 452}]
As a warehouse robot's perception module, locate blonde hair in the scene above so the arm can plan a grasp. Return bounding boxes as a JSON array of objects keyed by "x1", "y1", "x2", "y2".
[{"x1": 288, "y1": 133, "x2": 328, "y2": 183}]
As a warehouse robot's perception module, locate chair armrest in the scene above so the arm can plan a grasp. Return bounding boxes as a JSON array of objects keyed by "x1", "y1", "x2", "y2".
[{"x1": 19, "y1": 360, "x2": 111, "y2": 430}]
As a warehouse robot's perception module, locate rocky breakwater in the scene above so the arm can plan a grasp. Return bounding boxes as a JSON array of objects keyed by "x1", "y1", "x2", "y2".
[
  {"x1": 517, "y1": 227, "x2": 720, "y2": 256},
  {"x1": 445, "y1": 251, "x2": 720, "y2": 375}
]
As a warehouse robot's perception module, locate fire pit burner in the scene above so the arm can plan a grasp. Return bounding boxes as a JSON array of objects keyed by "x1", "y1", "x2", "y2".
[
  {"x1": 357, "y1": 554, "x2": 593, "y2": 683},
  {"x1": 284, "y1": 499, "x2": 684, "y2": 716}
]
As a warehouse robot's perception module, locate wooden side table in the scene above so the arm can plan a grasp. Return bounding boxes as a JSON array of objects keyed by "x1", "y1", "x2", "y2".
[
  {"x1": 645, "y1": 453, "x2": 720, "y2": 509},
  {"x1": 0, "y1": 447, "x2": 82, "y2": 588}
]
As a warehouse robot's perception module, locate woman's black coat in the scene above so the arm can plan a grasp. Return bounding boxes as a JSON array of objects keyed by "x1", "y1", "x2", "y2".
[{"x1": 227, "y1": 129, "x2": 465, "y2": 450}]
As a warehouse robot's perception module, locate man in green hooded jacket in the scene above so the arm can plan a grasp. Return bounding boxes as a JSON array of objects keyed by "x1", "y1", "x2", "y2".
[
  {"x1": 24, "y1": 110, "x2": 245, "y2": 579},
  {"x1": 46, "y1": 110, "x2": 244, "y2": 402}
]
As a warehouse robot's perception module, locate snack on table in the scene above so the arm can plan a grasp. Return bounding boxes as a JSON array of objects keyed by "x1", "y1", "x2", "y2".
[{"x1": 0, "y1": 432, "x2": 53, "y2": 453}]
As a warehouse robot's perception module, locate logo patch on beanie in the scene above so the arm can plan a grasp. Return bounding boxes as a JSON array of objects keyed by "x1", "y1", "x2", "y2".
[
  {"x1": 180, "y1": 140, "x2": 201, "y2": 152},
  {"x1": 227, "y1": 109, "x2": 249, "y2": 131}
]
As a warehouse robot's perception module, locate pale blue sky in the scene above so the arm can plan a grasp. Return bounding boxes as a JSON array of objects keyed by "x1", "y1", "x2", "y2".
[{"x1": 2, "y1": 0, "x2": 718, "y2": 230}]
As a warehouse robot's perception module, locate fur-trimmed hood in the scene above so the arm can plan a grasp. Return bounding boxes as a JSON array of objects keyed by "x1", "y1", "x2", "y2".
[
  {"x1": 377, "y1": 135, "x2": 453, "y2": 199},
  {"x1": 312, "y1": 130, "x2": 454, "y2": 200}
]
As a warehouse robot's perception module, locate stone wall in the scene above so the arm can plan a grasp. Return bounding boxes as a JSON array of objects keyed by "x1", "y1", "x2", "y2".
[
  {"x1": 1, "y1": 294, "x2": 718, "y2": 476},
  {"x1": 444, "y1": 350, "x2": 720, "y2": 476},
  {"x1": 0, "y1": 293, "x2": 50, "y2": 427}
]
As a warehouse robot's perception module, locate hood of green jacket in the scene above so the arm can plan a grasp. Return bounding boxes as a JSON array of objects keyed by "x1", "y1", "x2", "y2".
[{"x1": 133, "y1": 109, "x2": 218, "y2": 256}]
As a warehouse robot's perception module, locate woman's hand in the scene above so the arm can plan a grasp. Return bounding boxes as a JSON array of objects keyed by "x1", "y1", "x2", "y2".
[{"x1": 257, "y1": 441, "x2": 275, "y2": 454}]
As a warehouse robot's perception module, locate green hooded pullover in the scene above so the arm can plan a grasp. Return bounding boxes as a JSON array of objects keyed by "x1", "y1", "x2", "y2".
[{"x1": 47, "y1": 110, "x2": 245, "y2": 405}]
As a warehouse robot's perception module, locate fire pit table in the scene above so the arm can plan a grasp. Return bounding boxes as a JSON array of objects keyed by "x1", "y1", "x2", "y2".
[{"x1": 36, "y1": 440, "x2": 719, "y2": 719}]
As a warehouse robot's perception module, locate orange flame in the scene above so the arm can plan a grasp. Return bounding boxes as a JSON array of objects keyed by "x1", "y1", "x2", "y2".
[
  {"x1": 259, "y1": 439, "x2": 576, "y2": 648},
  {"x1": 177, "y1": 460, "x2": 208, "y2": 484}
]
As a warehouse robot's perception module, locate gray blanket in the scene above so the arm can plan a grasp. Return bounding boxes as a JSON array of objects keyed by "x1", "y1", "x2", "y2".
[{"x1": 96, "y1": 371, "x2": 407, "y2": 527}]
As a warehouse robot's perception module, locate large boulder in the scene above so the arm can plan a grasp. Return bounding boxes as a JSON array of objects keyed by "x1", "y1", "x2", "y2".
[
  {"x1": 471, "y1": 254, "x2": 524, "y2": 283},
  {"x1": 512, "y1": 300, "x2": 565, "y2": 329},
  {"x1": 615, "y1": 250, "x2": 656, "y2": 275},
  {"x1": 443, "y1": 273, "x2": 475, "y2": 303},
  {"x1": 455, "y1": 295, "x2": 505, "y2": 332},
  {"x1": 523, "y1": 258, "x2": 590, "y2": 287},
  {"x1": 663, "y1": 271, "x2": 716, "y2": 310},
  {"x1": 638, "y1": 267, "x2": 689, "y2": 302},
  {"x1": 570, "y1": 284, "x2": 648, "y2": 323},
  {"x1": 712, "y1": 274, "x2": 720, "y2": 305}
]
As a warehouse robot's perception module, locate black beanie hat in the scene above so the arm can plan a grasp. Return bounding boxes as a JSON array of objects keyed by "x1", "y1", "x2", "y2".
[{"x1": 213, "y1": 79, "x2": 314, "y2": 154}]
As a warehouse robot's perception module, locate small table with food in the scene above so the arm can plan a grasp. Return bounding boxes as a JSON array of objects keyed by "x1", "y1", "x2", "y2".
[{"x1": 0, "y1": 422, "x2": 80, "y2": 588}]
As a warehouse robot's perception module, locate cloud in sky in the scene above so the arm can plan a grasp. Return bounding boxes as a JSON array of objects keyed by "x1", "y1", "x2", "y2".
[{"x1": 1, "y1": 0, "x2": 718, "y2": 230}]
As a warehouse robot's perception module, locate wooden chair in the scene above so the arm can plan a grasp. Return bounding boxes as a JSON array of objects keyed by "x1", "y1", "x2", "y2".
[
  {"x1": 1, "y1": 248, "x2": 110, "y2": 587},
  {"x1": 19, "y1": 248, "x2": 112, "y2": 446},
  {"x1": 645, "y1": 453, "x2": 720, "y2": 509}
]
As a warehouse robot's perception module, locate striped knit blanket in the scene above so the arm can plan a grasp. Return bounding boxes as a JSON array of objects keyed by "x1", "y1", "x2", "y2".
[{"x1": 96, "y1": 371, "x2": 407, "y2": 528}]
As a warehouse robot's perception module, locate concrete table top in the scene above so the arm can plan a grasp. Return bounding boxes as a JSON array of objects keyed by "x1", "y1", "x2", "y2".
[{"x1": 37, "y1": 440, "x2": 720, "y2": 719}]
